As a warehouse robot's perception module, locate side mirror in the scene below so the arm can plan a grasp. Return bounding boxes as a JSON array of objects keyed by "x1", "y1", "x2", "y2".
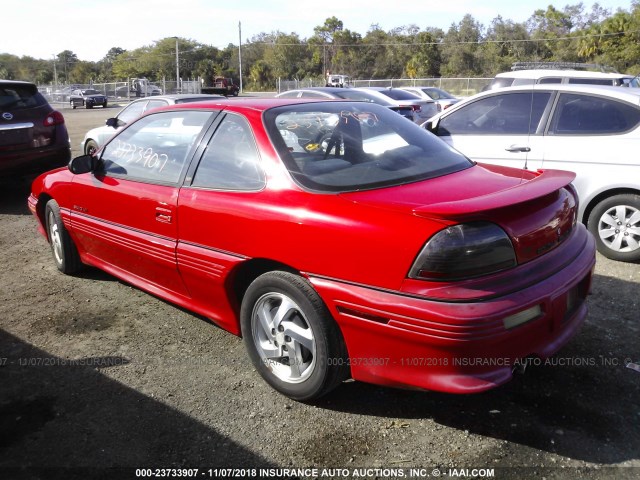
[
  {"x1": 105, "y1": 117, "x2": 123, "y2": 129},
  {"x1": 68, "y1": 154, "x2": 98, "y2": 175},
  {"x1": 423, "y1": 118, "x2": 439, "y2": 133}
]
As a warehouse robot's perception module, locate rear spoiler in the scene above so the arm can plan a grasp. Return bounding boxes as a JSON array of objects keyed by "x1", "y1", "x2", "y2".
[{"x1": 413, "y1": 169, "x2": 576, "y2": 219}]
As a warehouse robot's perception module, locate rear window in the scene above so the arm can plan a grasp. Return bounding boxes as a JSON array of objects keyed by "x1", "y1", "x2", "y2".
[
  {"x1": 0, "y1": 83, "x2": 46, "y2": 109},
  {"x1": 333, "y1": 90, "x2": 392, "y2": 105},
  {"x1": 264, "y1": 102, "x2": 472, "y2": 193},
  {"x1": 489, "y1": 78, "x2": 516, "y2": 89},
  {"x1": 379, "y1": 89, "x2": 422, "y2": 101}
]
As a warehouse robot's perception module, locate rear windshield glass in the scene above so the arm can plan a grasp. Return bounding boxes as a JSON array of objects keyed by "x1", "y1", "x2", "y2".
[
  {"x1": 0, "y1": 83, "x2": 45, "y2": 109},
  {"x1": 264, "y1": 102, "x2": 472, "y2": 193},
  {"x1": 379, "y1": 89, "x2": 423, "y2": 101},
  {"x1": 331, "y1": 90, "x2": 393, "y2": 105}
]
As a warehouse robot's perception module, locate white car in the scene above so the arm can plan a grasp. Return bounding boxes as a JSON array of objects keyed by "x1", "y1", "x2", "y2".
[
  {"x1": 424, "y1": 83, "x2": 640, "y2": 262},
  {"x1": 81, "y1": 94, "x2": 221, "y2": 155},
  {"x1": 487, "y1": 69, "x2": 637, "y2": 90}
]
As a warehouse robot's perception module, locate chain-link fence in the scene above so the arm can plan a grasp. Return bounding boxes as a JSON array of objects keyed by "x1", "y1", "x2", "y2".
[
  {"x1": 38, "y1": 79, "x2": 203, "y2": 108},
  {"x1": 277, "y1": 77, "x2": 492, "y2": 97}
]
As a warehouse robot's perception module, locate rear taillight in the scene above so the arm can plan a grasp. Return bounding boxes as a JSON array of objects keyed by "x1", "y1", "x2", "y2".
[
  {"x1": 43, "y1": 111, "x2": 65, "y2": 127},
  {"x1": 409, "y1": 222, "x2": 517, "y2": 281},
  {"x1": 410, "y1": 105, "x2": 421, "y2": 112}
]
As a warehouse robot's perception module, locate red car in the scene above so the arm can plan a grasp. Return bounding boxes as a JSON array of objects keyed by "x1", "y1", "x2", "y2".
[{"x1": 28, "y1": 98, "x2": 596, "y2": 400}]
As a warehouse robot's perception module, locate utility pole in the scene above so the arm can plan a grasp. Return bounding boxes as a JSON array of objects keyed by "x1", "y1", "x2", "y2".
[
  {"x1": 52, "y1": 55, "x2": 58, "y2": 91},
  {"x1": 174, "y1": 37, "x2": 180, "y2": 93},
  {"x1": 238, "y1": 22, "x2": 243, "y2": 94}
]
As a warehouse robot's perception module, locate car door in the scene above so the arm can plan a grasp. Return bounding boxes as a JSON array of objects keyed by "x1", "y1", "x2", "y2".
[
  {"x1": 433, "y1": 91, "x2": 551, "y2": 170},
  {"x1": 176, "y1": 112, "x2": 266, "y2": 333},
  {"x1": 542, "y1": 92, "x2": 640, "y2": 205},
  {"x1": 69, "y1": 109, "x2": 216, "y2": 299}
]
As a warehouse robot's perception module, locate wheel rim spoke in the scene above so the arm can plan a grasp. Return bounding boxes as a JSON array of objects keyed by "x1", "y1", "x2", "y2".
[
  {"x1": 600, "y1": 212, "x2": 617, "y2": 228},
  {"x1": 271, "y1": 297, "x2": 296, "y2": 330},
  {"x1": 610, "y1": 232, "x2": 624, "y2": 251},
  {"x1": 626, "y1": 236, "x2": 639, "y2": 250},
  {"x1": 599, "y1": 227, "x2": 616, "y2": 240},
  {"x1": 284, "y1": 322, "x2": 314, "y2": 351}
]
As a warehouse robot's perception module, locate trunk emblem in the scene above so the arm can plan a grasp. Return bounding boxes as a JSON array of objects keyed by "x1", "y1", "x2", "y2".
[{"x1": 2, "y1": 112, "x2": 13, "y2": 120}]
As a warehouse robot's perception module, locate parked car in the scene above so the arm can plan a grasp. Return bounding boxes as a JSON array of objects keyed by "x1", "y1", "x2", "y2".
[
  {"x1": 50, "y1": 85, "x2": 81, "y2": 102},
  {"x1": 69, "y1": 88, "x2": 108, "y2": 109},
  {"x1": 0, "y1": 79, "x2": 70, "y2": 178},
  {"x1": 29, "y1": 98, "x2": 595, "y2": 400},
  {"x1": 486, "y1": 69, "x2": 636, "y2": 90},
  {"x1": 357, "y1": 86, "x2": 438, "y2": 122},
  {"x1": 80, "y1": 94, "x2": 223, "y2": 155},
  {"x1": 276, "y1": 87, "x2": 416, "y2": 121},
  {"x1": 115, "y1": 83, "x2": 163, "y2": 98},
  {"x1": 401, "y1": 86, "x2": 460, "y2": 111},
  {"x1": 424, "y1": 83, "x2": 640, "y2": 262}
]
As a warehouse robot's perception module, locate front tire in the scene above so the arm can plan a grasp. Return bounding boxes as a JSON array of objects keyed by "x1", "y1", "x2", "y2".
[
  {"x1": 45, "y1": 200, "x2": 83, "y2": 274},
  {"x1": 240, "y1": 271, "x2": 348, "y2": 401},
  {"x1": 587, "y1": 193, "x2": 640, "y2": 262},
  {"x1": 84, "y1": 139, "x2": 99, "y2": 156}
]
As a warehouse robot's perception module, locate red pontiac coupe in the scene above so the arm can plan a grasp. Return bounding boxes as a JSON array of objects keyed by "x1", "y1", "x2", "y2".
[{"x1": 28, "y1": 98, "x2": 596, "y2": 400}]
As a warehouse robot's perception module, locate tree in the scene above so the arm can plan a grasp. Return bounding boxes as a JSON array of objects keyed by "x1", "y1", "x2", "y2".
[
  {"x1": 479, "y1": 16, "x2": 532, "y2": 75},
  {"x1": 441, "y1": 14, "x2": 484, "y2": 76},
  {"x1": 527, "y1": 5, "x2": 580, "y2": 61},
  {"x1": 55, "y1": 50, "x2": 79, "y2": 83}
]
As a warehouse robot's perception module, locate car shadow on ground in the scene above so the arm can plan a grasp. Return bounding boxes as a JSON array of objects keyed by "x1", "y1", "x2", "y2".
[
  {"x1": 0, "y1": 329, "x2": 275, "y2": 478},
  {"x1": 0, "y1": 178, "x2": 34, "y2": 215},
  {"x1": 315, "y1": 272, "x2": 640, "y2": 465}
]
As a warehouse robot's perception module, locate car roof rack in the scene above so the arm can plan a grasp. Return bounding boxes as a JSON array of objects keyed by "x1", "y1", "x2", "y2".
[{"x1": 510, "y1": 61, "x2": 619, "y2": 73}]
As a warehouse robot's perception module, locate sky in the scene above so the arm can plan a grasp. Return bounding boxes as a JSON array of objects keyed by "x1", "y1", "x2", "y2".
[{"x1": 3, "y1": 0, "x2": 636, "y2": 62}]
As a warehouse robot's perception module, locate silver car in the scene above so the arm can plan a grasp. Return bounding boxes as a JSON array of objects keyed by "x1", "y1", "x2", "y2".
[
  {"x1": 81, "y1": 94, "x2": 222, "y2": 155},
  {"x1": 400, "y1": 86, "x2": 460, "y2": 112},
  {"x1": 355, "y1": 87, "x2": 438, "y2": 123}
]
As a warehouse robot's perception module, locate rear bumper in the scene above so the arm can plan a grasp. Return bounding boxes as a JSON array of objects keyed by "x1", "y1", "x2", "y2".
[
  {"x1": 309, "y1": 224, "x2": 596, "y2": 393},
  {"x1": 0, "y1": 144, "x2": 70, "y2": 177}
]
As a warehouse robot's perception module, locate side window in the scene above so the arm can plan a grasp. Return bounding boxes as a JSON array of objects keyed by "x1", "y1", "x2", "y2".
[
  {"x1": 277, "y1": 91, "x2": 301, "y2": 99},
  {"x1": 300, "y1": 91, "x2": 329, "y2": 98},
  {"x1": 550, "y1": 93, "x2": 640, "y2": 135},
  {"x1": 117, "y1": 101, "x2": 147, "y2": 124},
  {"x1": 538, "y1": 77, "x2": 562, "y2": 84},
  {"x1": 100, "y1": 110, "x2": 211, "y2": 184},
  {"x1": 145, "y1": 99, "x2": 169, "y2": 112},
  {"x1": 191, "y1": 114, "x2": 265, "y2": 190},
  {"x1": 438, "y1": 92, "x2": 551, "y2": 135},
  {"x1": 568, "y1": 78, "x2": 611, "y2": 85}
]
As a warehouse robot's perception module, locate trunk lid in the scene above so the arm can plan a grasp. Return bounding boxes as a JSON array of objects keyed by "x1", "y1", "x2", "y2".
[{"x1": 340, "y1": 163, "x2": 578, "y2": 264}]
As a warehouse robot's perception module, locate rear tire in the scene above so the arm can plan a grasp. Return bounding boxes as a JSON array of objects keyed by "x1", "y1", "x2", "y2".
[
  {"x1": 587, "y1": 194, "x2": 640, "y2": 262},
  {"x1": 240, "y1": 271, "x2": 349, "y2": 401},
  {"x1": 45, "y1": 200, "x2": 83, "y2": 274}
]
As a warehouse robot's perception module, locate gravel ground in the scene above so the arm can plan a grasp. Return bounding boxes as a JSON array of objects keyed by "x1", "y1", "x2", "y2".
[{"x1": 0, "y1": 106, "x2": 638, "y2": 480}]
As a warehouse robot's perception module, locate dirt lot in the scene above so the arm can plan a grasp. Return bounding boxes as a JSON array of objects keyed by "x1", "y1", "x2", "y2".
[{"x1": 0, "y1": 106, "x2": 639, "y2": 480}]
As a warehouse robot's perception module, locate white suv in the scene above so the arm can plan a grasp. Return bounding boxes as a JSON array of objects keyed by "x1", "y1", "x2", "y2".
[
  {"x1": 425, "y1": 83, "x2": 640, "y2": 262},
  {"x1": 488, "y1": 69, "x2": 637, "y2": 90}
]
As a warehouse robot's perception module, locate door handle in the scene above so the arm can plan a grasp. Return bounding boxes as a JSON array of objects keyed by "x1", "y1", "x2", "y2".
[
  {"x1": 155, "y1": 206, "x2": 173, "y2": 224},
  {"x1": 505, "y1": 145, "x2": 531, "y2": 153}
]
